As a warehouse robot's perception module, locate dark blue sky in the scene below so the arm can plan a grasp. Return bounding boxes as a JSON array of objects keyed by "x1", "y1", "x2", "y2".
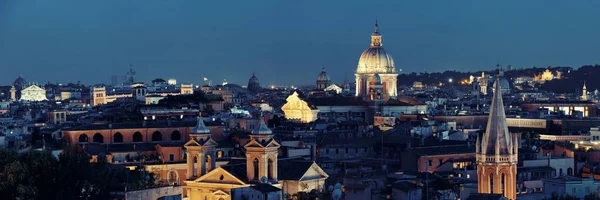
[{"x1": 1, "y1": 1, "x2": 600, "y2": 86}]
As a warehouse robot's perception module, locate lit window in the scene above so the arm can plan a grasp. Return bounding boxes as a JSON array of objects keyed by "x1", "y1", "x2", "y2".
[{"x1": 217, "y1": 151, "x2": 223, "y2": 158}]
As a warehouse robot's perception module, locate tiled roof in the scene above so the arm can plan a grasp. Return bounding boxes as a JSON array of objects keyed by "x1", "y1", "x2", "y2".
[
  {"x1": 82, "y1": 143, "x2": 157, "y2": 155},
  {"x1": 278, "y1": 159, "x2": 314, "y2": 180}
]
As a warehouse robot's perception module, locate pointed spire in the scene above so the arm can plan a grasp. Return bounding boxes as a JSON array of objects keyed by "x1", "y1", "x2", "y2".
[
  {"x1": 374, "y1": 19, "x2": 379, "y2": 34},
  {"x1": 584, "y1": 80, "x2": 587, "y2": 90},
  {"x1": 191, "y1": 115, "x2": 210, "y2": 134},
  {"x1": 482, "y1": 75, "x2": 512, "y2": 155}
]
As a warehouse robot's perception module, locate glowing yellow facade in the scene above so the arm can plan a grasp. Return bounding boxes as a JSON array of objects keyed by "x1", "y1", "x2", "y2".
[
  {"x1": 281, "y1": 92, "x2": 318, "y2": 123},
  {"x1": 534, "y1": 69, "x2": 561, "y2": 83}
]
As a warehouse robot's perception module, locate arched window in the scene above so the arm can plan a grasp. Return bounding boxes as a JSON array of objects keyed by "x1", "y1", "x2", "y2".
[
  {"x1": 133, "y1": 132, "x2": 143, "y2": 142},
  {"x1": 93, "y1": 133, "x2": 103, "y2": 143},
  {"x1": 489, "y1": 173, "x2": 494, "y2": 193},
  {"x1": 171, "y1": 131, "x2": 181, "y2": 141},
  {"x1": 168, "y1": 171, "x2": 178, "y2": 185},
  {"x1": 113, "y1": 132, "x2": 123, "y2": 143},
  {"x1": 568, "y1": 168, "x2": 573, "y2": 176},
  {"x1": 253, "y1": 158, "x2": 259, "y2": 180},
  {"x1": 192, "y1": 156, "x2": 198, "y2": 177},
  {"x1": 501, "y1": 173, "x2": 505, "y2": 196},
  {"x1": 152, "y1": 131, "x2": 162, "y2": 142},
  {"x1": 268, "y1": 158, "x2": 274, "y2": 180},
  {"x1": 78, "y1": 134, "x2": 88, "y2": 143},
  {"x1": 205, "y1": 155, "x2": 212, "y2": 172}
]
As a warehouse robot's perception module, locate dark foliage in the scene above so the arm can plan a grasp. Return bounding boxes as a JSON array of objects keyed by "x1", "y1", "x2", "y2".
[{"x1": 0, "y1": 149, "x2": 155, "y2": 200}]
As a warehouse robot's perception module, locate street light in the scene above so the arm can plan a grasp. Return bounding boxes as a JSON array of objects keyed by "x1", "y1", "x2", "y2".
[{"x1": 448, "y1": 78, "x2": 453, "y2": 83}]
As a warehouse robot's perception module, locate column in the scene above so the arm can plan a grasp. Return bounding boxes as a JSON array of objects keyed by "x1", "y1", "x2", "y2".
[
  {"x1": 271, "y1": 153, "x2": 278, "y2": 181},
  {"x1": 186, "y1": 152, "x2": 193, "y2": 179}
]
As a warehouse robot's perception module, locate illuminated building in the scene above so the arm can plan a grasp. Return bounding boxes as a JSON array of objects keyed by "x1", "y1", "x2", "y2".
[
  {"x1": 281, "y1": 92, "x2": 319, "y2": 123},
  {"x1": 184, "y1": 115, "x2": 328, "y2": 199},
  {"x1": 533, "y1": 69, "x2": 561, "y2": 84},
  {"x1": 19, "y1": 85, "x2": 47, "y2": 101},
  {"x1": 478, "y1": 72, "x2": 489, "y2": 95},
  {"x1": 582, "y1": 81, "x2": 588, "y2": 101},
  {"x1": 355, "y1": 22, "x2": 398, "y2": 99},
  {"x1": 476, "y1": 76, "x2": 519, "y2": 200},
  {"x1": 9, "y1": 86, "x2": 16, "y2": 101},
  {"x1": 324, "y1": 84, "x2": 343, "y2": 94},
  {"x1": 91, "y1": 83, "x2": 195, "y2": 106},
  {"x1": 316, "y1": 67, "x2": 331, "y2": 90}
]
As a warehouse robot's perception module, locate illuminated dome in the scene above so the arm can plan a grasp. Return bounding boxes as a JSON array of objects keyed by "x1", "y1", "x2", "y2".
[
  {"x1": 317, "y1": 67, "x2": 330, "y2": 81},
  {"x1": 13, "y1": 74, "x2": 27, "y2": 90},
  {"x1": 356, "y1": 23, "x2": 396, "y2": 74}
]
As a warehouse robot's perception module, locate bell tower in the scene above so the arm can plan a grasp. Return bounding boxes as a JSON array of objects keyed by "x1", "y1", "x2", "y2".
[
  {"x1": 476, "y1": 75, "x2": 519, "y2": 200},
  {"x1": 184, "y1": 115, "x2": 218, "y2": 179},
  {"x1": 244, "y1": 112, "x2": 280, "y2": 183}
]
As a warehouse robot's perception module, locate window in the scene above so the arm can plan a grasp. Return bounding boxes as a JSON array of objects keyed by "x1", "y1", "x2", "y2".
[
  {"x1": 93, "y1": 133, "x2": 103, "y2": 143},
  {"x1": 572, "y1": 187, "x2": 576, "y2": 194},
  {"x1": 133, "y1": 132, "x2": 143, "y2": 142},
  {"x1": 586, "y1": 186, "x2": 590, "y2": 193},
  {"x1": 428, "y1": 160, "x2": 432, "y2": 166},
  {"x1": 169, "y1": 154, "x2": 174, "y2": 161},
  {"x1": 171, "y1": 131, "x2": 181, "y2": 141},
  {"x1": 345, "y1": 148, "x2": 348, "y2": 154},
  {"x1": 152, "y1": 131, "x2": 162, "y2": 142},
  {"x1": 113, "y1": 132, "x2": 123, "y2": 143},
  {"x1": 78, "y1": 134, "x2": 88, "y2": 143},
  {"x1": 326, "y1": 149, "x2": 329, "y2": 154},
  {"x1": 336, "y1": 149, "x2": 339, "y2": 154},
  {"x1": 217, "y1": 151, "x2": 223, "y2": 158}
]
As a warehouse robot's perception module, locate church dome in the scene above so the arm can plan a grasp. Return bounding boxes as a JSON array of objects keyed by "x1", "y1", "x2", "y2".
[
  {"x1": 191, "y1": 116, "x2": 210, "y2": 134},
  {"x1": 356, "y1": 23, "x2": 396, "y2": 74},
  {"x1": 248, "y1": 73, "x2": 261, "y2": 93},
  {"x1": 13, "y1": 75, "x2": 27, "y2": 90},
  {"x1": 252, "y1": 115, "x2": 272, "y2": 135},
  {"x1": 317, "y1": 67, "x2": 330, "y2": 81},
  {"x1": 492, "y1": 77, "x2": 511, "y2": 94}
]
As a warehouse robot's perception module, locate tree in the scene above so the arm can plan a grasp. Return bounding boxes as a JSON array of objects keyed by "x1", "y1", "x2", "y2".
[
  {"x1": 0, "y1": 149, "x2": 155, "y2": 200},
  {"x1": 543, "y1": 192, "x2": 580, "y2": 200}
]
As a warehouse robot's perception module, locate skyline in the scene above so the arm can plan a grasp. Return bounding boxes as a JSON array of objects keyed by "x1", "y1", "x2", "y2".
[{"x1": 2, "y1": 1, "x2": 600, "y2": 86}]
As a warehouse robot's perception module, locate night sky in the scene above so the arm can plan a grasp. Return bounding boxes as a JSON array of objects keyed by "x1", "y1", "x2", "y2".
[{"x1": 1, "y1": 1, "x2": 600, "y2": 86}]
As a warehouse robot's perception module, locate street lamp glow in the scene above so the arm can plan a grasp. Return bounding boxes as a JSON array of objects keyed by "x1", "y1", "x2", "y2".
[{"x1": 448, "y1": 78, "x2": 453, "y2": 83}]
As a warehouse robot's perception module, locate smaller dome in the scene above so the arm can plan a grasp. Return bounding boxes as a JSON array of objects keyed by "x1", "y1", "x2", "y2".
[
  {"x1": 492, "y1": 77, "x2": 511, "y2": 94},
  {"x1": 191, "y1": 116, "x2": 210, "y2": 134},
  {"x1": 249, "y1": 73, "x2": 259, "y2": 84},
  {"x1": 252, "y1": 115, "x2": 272, "y2": 135},
  {"x1": 13, "y1": 75, "x2": 27, "y2": 90},
  {"x1": 317, "y1": 67, "x2": 330, "y2": 81}
]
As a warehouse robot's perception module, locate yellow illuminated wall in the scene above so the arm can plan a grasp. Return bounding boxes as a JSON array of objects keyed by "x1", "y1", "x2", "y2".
[{"x1": 281, "y1": 92, "x2": 318, "y2": 123}]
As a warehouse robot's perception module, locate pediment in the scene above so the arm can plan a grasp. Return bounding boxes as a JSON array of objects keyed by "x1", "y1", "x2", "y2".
[
  {"x1": 265, "y1": 140, "x2": 281, "y2": 148},
  {"x1": 184, "y1": 139, "x2": 201, "y2": 147},
  {"x1": 244, "y1": 140, "x2": 265, "y2": 148},
  {"x1": 203, "y1": 138, "x2": 218, "y2": 147},
  {"x1": 194, "y1": 167, "x2": 246, "y2": 185},
  {"x1": 213, "y1": 189, "x2": 230, "y2": 196},
  {"x1": 300, "y1": 163, "x2": 329, "y2": 181}
]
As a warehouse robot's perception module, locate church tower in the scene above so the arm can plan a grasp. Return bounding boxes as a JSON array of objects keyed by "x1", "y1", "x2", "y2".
[
  {"x1": 355, "y1": 21, "x2": 398, "y2": 100},
  {"x1": 582, "y1": 81, "x2": 588, "y2": 101},
  {"x1": 476, "y1": 75, "x2": 519, "y2": 200},
  {"x1": 244, "y1": 113, "x2": 280, "y2": 183},
  {"x1": 184, "y1": 116, "x2": 218, "y2": 179},
  {"x1": 9, "y1": 86, "x2": 16, "y2": 101}
]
